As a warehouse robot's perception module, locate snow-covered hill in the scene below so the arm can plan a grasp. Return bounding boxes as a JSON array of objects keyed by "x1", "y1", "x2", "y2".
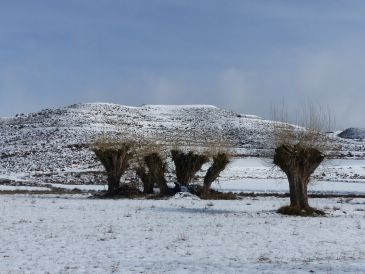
[
  {"x1": 338, "y1": 128, "x2": 365, "y2": 140},
  {"x1": 0, "y1": 103, "x2": 364, "y2": 185}
]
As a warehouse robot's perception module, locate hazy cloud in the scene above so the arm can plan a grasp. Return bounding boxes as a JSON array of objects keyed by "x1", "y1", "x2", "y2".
[{"x1": 216, "y1": 68, "x2": 248, "y2": 111}]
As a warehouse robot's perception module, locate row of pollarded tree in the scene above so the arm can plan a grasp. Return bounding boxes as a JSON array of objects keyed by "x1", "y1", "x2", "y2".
[
  {"x1": 92, "y1": 140, "x2": 230, "y2": 198},
  {"x1": 92, "y1": 105, "x2": 337, "y2": 216}
]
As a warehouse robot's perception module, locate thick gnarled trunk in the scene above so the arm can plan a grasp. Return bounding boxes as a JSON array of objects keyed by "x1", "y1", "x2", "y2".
[
  {"x1": 203, "y1": 153, "x2": 230, "y2": 195},
  {"x1": 144, "y1": 153, "x2": 169, "y2": 195},
  {"x1": 136, "y1": 152, "x2": 169, "y2": 195},
  {"x1": 136, "y1": 166, "x2": 154, "y2": 194},
  {"x1": 274, "y1": 144, "x2": 324, "y2": 213},
  {"x1": 287, "y1": 171, "x2": 309, "y2": 209}
]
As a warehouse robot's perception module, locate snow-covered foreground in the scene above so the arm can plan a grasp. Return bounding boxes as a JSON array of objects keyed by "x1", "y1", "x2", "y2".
[{"x1": 1, "y1": 195, "x2": 365, "y2": 273}]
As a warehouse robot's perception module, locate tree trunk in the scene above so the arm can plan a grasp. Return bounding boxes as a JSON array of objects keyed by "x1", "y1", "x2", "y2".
[
  {"x1": 286, "y1": 171, "x2": 309, "y2": 209},
  {"x1": 136, "y1": 167, "x2": 154, "y2": 194},
  {"x1": 107, "y1": 174, "x2": 120, "y2": 195},
  {"x1": 203, "y1": 153, "x2": 230, "y2": 195},
  {"x1": 145, "y1": 153, "x2": 169, "y2": 195},
  {"x1": 274, "y1": 144, "x2": 324, "y2": 212}
]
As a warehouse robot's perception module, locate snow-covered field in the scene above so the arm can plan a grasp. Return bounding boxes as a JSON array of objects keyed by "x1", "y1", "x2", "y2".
[{"x1": 1, "y1": 194, "x2": 365, "y2": 273}]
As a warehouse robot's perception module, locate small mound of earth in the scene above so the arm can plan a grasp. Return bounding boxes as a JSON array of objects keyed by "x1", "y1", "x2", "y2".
[{"x1": 170, "y1": 192, "x2": 201, "y2": 200}]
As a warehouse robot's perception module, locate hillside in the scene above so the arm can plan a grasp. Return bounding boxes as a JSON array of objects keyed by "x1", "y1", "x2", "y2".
[
  {"x1": 338, "y1": 128, "x2": 365, "y2": 140},
  {"x1": 0, "y1": 103, "x2": 364, "y2": 185}
]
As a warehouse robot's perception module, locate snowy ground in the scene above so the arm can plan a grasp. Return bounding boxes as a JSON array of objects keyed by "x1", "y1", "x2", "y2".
[
  {"x1": 1, "y1": 194, "x2": 365, "y2": 273},
  {"x1": 1, "y1": 157, "x2": 365, "y2": 273}
]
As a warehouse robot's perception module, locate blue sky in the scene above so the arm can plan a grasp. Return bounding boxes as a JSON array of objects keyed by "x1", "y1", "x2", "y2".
[{"x1": 1, "y1": 0, "x2": 365, "y2": 128}]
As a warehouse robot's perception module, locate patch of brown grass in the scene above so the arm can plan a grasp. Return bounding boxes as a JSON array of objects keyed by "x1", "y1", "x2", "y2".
[
  {"x1": 0, "y1": 188, "x2": 83, "y2": 195},
  {"x1": 277, "y1": 205, "x2": 325, "y2": 217},
  {"x1": 93, "y1": 184, "x2": 143, "y2": 199},
  {"x1": 199, "y1": 191, "x2": 238, "y2": 200}
]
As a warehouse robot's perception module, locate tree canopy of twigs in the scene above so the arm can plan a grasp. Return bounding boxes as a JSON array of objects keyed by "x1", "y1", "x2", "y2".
[
  {"x1": 270, "y1": 102, "x2": 336, "y2": 152},
  {"x1": 270, "y1": 102, "x2": 337, "y2": 216}
]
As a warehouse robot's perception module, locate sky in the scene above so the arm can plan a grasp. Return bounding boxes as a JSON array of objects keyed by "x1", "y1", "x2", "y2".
[{"x1": 1, "y1": 0, "x2": 365, "y2": 129}]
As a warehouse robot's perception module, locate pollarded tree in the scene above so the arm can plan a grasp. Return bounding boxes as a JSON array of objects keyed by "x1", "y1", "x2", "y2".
[
  {"x1": 271, "y1": 103, "x2": 336, "y2": 215},
  {"x1": 136, "y1": 152, "x2": 169, "y2": 195},
  {"x1": 203, "y1": 152, "x2": 230, "y2": 195},
  {"x1": 171, "y1": 149, "x2": 209, "y2": 189},
  {"x1": 274, "y1": 144, "x2": 324, "y2": 215},
  {"x1": 92, "y1": 140, "x2": 133, "y2": 195}
]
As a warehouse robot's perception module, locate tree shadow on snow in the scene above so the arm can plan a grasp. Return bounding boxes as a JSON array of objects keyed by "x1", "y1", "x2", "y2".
[{"x1": 149, "y1": 206, "x2": 241, "y2": 215}]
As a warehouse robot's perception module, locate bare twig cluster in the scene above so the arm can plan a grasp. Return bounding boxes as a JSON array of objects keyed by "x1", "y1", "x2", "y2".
[{"x1": 270, "y1": 103, "x2": 339, "y2": 215}]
